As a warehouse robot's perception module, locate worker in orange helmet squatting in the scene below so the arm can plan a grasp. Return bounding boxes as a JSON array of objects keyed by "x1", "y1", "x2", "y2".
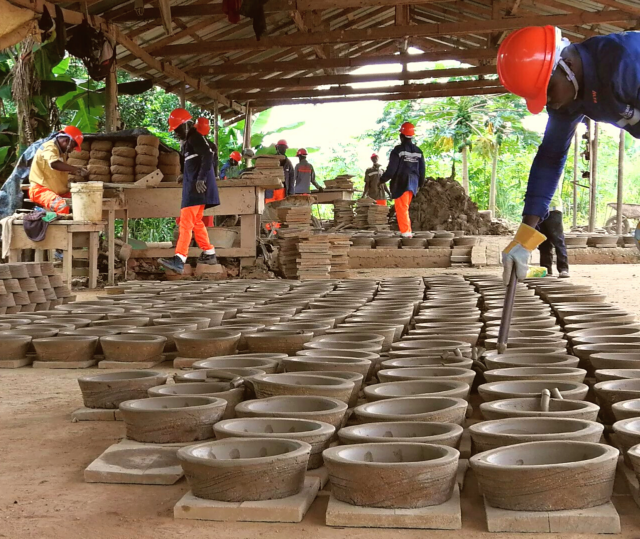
[
  {"x1": 294, "y1": 148, "x2": 323, "y2": 194},
  {"x1": 220, "y1": 151, "x2": 243, "y2": 180},
  {"x1": 363, "y1": 152, "x2": 390, "y2": 206},
  {"x1": 159, "y1": 108, "x2": 219, "y2": 275},
  {"x1": 28, "y1": 126, "x2": 89, "y2": 215},
  {"x1": 498, "y1": 26, "x2": 640, "y2": 284},
  {"x1": 380, "y1": 122, "x2": 425, "y2": 238},
  {"x1": 265, "y1": 139, "x2": 294, "y2": 203}
]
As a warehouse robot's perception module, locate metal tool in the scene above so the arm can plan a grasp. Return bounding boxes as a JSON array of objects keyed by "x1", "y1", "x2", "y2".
[{"x1": 497, "y1": 268, "x2": 518, "y2": 354}]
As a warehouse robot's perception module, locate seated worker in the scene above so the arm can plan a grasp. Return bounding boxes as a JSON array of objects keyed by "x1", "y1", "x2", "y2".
[
  {"x1": 363, "y1": 152, "x2": 390, "y2": 205},
  {"x1": 159, "y1": 108, "x2": 219, "y2": 275},
  {"x1": 293, "y1": 148, "x2": 322, "y2": 194},
  {"x1": 28, "y1": 126, "x2": 89, "y2": 214},
  {"x1": 220, "y1": 151, "x2": 242, "y2": 180}
]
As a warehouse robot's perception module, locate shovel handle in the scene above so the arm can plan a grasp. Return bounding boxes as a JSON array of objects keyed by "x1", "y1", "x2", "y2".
[{"x1": 497, "y1": 268, "x2": 518, "y2": 354}]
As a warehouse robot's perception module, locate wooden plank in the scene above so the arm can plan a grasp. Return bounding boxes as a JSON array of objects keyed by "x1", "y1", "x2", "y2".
[
  {"x1": 108, "y1": 208, "x2": 115, "y2": 286},
  {"x1": 129, "y1": 247, "x2": 255, "y2": 258},
  {"x1": 207, "y1": 64, "x2": 496, "y2": 90},
  {"x1": 187, "y1": 47, "x2": 498, "y2": 76},
  {"x1": 89, "y1": 232, "x2": 99, "y2": 289},
  {"x1": 154, "y1": 10, "x2": 633, "y2": 56}
]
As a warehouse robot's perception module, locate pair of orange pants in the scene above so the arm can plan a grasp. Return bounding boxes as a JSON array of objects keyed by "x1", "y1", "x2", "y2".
[
  {"x1": 175, "y1": 205, "x2": 214, "y2": 257},
  {"x1": 29, "y1": 184, "x2": 70, "y2": 215},
  {"x1": 394, "y1": 191, "x2": 413, "y2": 235},
  {"x1": 375, "y1": 200, "x2": 387, "y2": 206}
]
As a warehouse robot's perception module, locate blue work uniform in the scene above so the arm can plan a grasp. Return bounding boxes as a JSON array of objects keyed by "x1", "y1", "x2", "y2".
[
  {"x1": 527, "y1": 31, "x2": 640, "y2": 218},
  {"x1": 380, "y1": 139, "x2": 426, "y2": 199},
  {"x1": 219, "y1": 160, "x2": 240, "y2": 180},
  {"x1": 181, "y1": 127, "x2": 219, "y2": 209}
]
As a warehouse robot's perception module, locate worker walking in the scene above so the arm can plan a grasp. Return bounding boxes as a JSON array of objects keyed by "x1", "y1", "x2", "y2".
[
  {"x1": 363, "y1": 153, "x2": 390, "y2": 205},
  {"x1": 537, "y1": 185, "x2": 569, "y2": 278},
  {"x1": 498, "y1": 26, "x2": 640, "y2": 283},
  {"x1": 380, "y1": 122, "x2": 425, "y2": 238},
  {"x1": 28, "y1": 126, "x2": 89, "y2": 215},
  {"x1": 293, "y1": 148, "x2": 322, "y2": 194},
  {"x1": 220, "y1": 151, "x2": 242, "y2": 180},
  {"x1": 159, "y1": 108, "x2": 219, "y2": 275}
]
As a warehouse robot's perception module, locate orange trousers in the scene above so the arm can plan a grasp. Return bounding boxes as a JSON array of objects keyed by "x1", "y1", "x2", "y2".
[
  {"x1": 375, "y1": 200, "x2": 387, "y2": 206},
  {"x1": 29, "y1": 184, "x2": 70, "y2": 215},
  {"x1": 394, "y1": 191, "x2": 413, "y2": 235},
  {"x1": 176, "y1": 215, "x2": 213, "y2": 227},
  {"x1": 175, "y1": 205, "x2": 214, "y2": 257}
]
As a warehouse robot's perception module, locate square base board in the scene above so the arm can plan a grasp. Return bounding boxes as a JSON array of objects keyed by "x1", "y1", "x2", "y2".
[
  {"x1": 33, "y1": 359, "x2": 97, "y2": 369},
  {"x1": 98, "y1": 359, "x2": 163, "y2": 369},
  {"x1": 84, "y1": 441, "x2": 183, "y2": 485},
  {"x1": 71, "y1": 407, "x2": 122, "y2": 422},
  {"x1": 326, "y1": 485, "x2": 461, "y2": 529},
  {"x1": 483, "y1": 498, "x2": 621, "y2": 533},
  {"x1": 174, "y1": 477, "x2": 320, "y2": 523},
  {"x1": 0, "y1": 358, "x2": 31, "y2": 368}
]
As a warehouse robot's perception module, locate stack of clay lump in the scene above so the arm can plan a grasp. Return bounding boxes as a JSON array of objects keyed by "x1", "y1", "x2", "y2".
[
  {"x1": 110, "y1": 141, "x2": 137, "y2": 183},
  {"x1": 67, "y1": 140, "x2": 91, "y2": 182},
  {"x1": 87, "y1": 140, "x2": 113, "y2": 182},
  {"x1": 135, "y1": 135, "x2": 160, "y2": 181},
  {"x1": 158, "y1": 150, "x2": 181, "y2": 183}
]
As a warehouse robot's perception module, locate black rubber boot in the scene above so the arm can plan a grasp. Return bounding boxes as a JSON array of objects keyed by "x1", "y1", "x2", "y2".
[
  {"x1": 158, "y1": 255, "x2": 185, "y2": 274},
  {"x1": 198, "y1": 252, "x2": 218, "y2": 265}
]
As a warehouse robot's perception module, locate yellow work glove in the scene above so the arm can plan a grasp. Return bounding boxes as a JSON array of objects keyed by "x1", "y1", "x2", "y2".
[{"x1": 502, "y1": 223, "x2": 547, "y2": 285}]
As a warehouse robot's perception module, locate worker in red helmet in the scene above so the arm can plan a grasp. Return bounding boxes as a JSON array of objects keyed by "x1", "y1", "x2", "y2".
[
  {"x1": 267, "y1": 139, "x2": 294, "y2": 201},
  {"x1": 28, "y1": 125, "x2": 89, "y2": 215},
  {"x1": 220, "y1": 151, "x2": 243, "y2": 180},
  {"x1": 159, "y1": 108, "x2": 219, "y2": 274},
  {"x1": 293, "y1": 148, "x2": 322, "y2": 194},
  {"x1": 497, "y1": 26, "x2": 640, "y2": 284},
  {"x1": 380, "y1": 122, "x2": 425, "y2": 238},
  {"x1": 363, "y1": 152, "x2": 390, "y2": 206}
]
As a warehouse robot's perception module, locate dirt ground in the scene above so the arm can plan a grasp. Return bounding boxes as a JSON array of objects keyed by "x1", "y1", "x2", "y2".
[{"x1": 2, "y1": 264, "x2": 640, "y2": 539}]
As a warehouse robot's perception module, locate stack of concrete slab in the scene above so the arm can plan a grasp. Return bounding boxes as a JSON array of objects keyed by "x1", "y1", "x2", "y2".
[
  {"x1": 0, "y1": 262, "x2": 73, "y2": 313},
  {"x1": 332, "y1": 200, "x2": 355, "y2": 228},
  {"x1": 297, "y1": 235, "x2": 331, "y2": 280},
  {"x1": 327, "y1": 234, "x2": 352, "y2": 279},
  {"x1": 324, "y1": 175, "x2": 354, "y2": 190}
]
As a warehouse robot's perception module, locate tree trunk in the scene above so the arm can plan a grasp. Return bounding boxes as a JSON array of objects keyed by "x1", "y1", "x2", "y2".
[
  {"x1": 489, "y1": 145, "x2": 498, "y2": 216},
  {"x1": 461, "y1": 145, "x2": 469, "y2": 195}
]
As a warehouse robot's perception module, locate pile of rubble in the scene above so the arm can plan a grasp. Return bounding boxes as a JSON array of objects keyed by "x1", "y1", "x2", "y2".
[{"x1": 408, "y1": 177, "x2": 513, "y2": 235}]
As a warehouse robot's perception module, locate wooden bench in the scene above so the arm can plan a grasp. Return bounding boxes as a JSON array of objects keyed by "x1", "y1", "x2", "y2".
[{"x1": 9, "y1": 220, "x2": 105, "y2": 289}]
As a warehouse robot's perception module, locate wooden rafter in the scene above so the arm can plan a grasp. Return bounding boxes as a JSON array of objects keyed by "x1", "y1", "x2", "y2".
[{"x1": 153, "y1": 10, "x2": 633, "y2": 57}]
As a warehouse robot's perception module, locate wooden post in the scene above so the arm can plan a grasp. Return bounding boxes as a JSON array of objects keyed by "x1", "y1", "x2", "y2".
[
  {"x1": 243, "y1": 103, "x2": 252, "y2": 167},
  {"x1": 572, "y1": 131, "x2": 578, "y2": 228},
  {"x1": 489, "y1": 145, "x2": 498, "y2": 216},
  {"x1": 588, "y1": 121, "x2": 598, "y2": 232},
  {"x1": 213, "y1": 99, "x2": 219, "y2": 151},
  {"x1": 461, "y1": 145, "x2": 469, "y2": 195},
  {"x1": 180, "y1": 82, "x2": 186, "y2": 108},
  {"x1": 617, "y1": 128, "x2": 625, "y2": 235},
  {"x1": 105, "y1": 62, "x2": 118, "y2": 133}
]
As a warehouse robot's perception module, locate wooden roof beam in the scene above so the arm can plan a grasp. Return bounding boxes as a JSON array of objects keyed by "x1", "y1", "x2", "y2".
[
  {"x1": 154, "y1": 10, "x2": 634, "y2": 56},
  {"x1": 7, "y1": 0, "x2": 245, "y2": 114}
]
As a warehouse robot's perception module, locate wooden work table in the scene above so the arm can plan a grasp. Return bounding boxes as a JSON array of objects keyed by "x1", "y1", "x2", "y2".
[
  {"x1": 310, "y1": 189, "x2": 354, "y2": 204},
  {"x1": 102, "y1": 178, "x2": 278, "y2": 284}
]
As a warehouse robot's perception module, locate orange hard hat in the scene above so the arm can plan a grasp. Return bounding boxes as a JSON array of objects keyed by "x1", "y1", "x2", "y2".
[
  {"x1": 296, "y1": 148, "x2": 308, "y2": 157},
  {"x1": 400, "y1": 122, "x2": 415, "y2": 136},
  {"x1": 60, "y1": 125, "x2": 83, "y2": 152},
  {"x1": 276, "y1": 139, "x2": 288, "y2": 147},
  {"x1": 497, "y1": 25, "x2": 558, "y2": 114},
  {"x1": 195, "y1": 117, "x2": 210, "y2": 136},
  {"x1": 168, "y1": 108, "x2": 192, "y2": 131},
  {"x1": 230, "y1": 151, "x2": 242, "y2": 162}
]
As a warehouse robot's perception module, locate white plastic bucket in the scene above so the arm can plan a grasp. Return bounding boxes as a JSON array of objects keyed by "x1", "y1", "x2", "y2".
[{"x1": 70, "y1": 181, "x2": 104, "y2": 222}]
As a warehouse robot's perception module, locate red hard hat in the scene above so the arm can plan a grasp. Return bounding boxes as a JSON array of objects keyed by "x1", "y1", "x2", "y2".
[
  {"x1": 296, "y1": 148, "x2": 308, "y2": 157},
  {"x1": 230, "y1": 151, "x2": 242, "y2": 162},
  {"x1": 195, "y1": 117, "x2": 210, "y2": 136},
  {"x1": 168, "y1": 108, "x2": 192, "y2": 131},
  {"x1": 371, "y1": 153, "x2": 378, "y2": 160},
  {"x1": 60, "y1": 125, "x2": 83, "y2": 152},
  {"x1": 400, "y1": 122, "x2": 415, "y2": 136},
  {"x1": 276, "y1": 139, "x2": 288, "y2": 147},
  {"x1": 497, "y1": 26, "x2": 557, "y2": 114}
]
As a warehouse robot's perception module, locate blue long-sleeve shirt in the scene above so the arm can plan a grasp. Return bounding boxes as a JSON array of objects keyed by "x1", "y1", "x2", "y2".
[
  {"x1": 380, "y1": 139, "x2": 426, "y2": 199},
  {"x1": 527, "y1": 31, "x2": 640, "y2": 218}
]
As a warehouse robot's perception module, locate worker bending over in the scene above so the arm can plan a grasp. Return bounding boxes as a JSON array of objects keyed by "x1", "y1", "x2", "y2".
[
  {"x1": 159, "y1": 108, "x2": 219, "y2": 274},
  {"x1": 498, "y1": 26, "x2": 640, "y2": 283},
  {"x1": 363, "y1": 153, "x2": 390, "y2": 205},
  {"x1": 220, "y1": 151, "x2": 242, "y2": 180},
  {"x1": 294, "y1": 148, "x2": 322, "y2": 194},
  {"x1": 380, "y1": 122, "x2": 425, "y2": 238},
  {"x1": 29, "y1": 126, "x2": 89, "y2": 214}
]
